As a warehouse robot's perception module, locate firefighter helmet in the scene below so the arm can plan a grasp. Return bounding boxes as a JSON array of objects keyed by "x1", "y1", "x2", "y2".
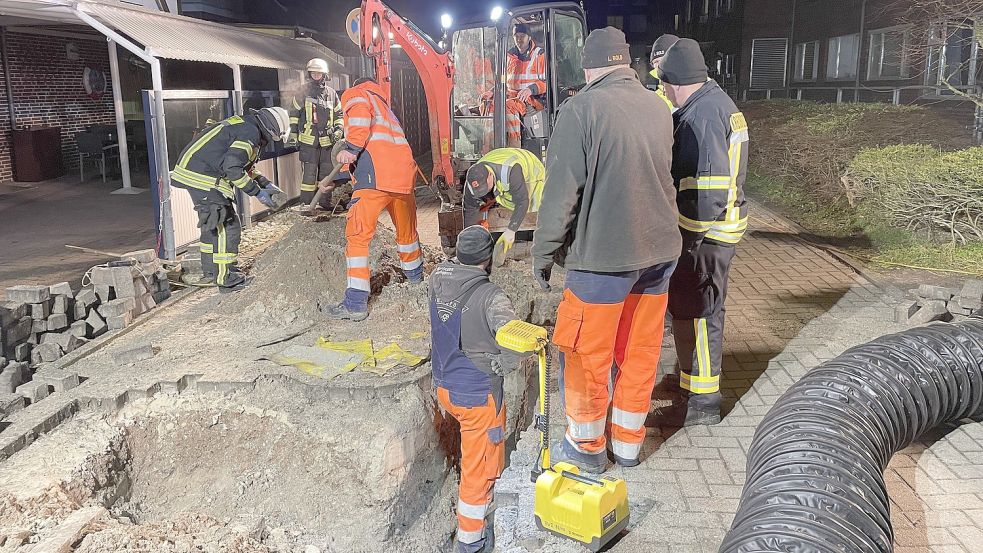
[
  {"x1": 307, "y1": 58, "x2": 330, "y2": 75},
  {"x1": 254, "y1": 106, "x2": 291, "y2": 143}
]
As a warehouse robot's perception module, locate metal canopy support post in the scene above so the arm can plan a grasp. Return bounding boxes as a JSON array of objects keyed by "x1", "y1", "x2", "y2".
[
  {"x1": 108, "y1": 40, "x2": 143, "y2": 195},
  {"x1": 229, "y1": 63, "x2": 243, "y2": 115}
]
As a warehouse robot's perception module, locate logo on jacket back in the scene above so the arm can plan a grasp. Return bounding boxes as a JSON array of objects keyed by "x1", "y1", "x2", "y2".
[{"x1": 436, "y1": 300, "x2": 468, "y2": 322}]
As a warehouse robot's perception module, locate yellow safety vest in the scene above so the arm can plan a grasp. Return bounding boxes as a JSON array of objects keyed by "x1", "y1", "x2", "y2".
[
  {"x1": 478, "y1": 148, "x2": 545, "y2": 213},
  {"x1": 649, "y1": 69, "x2": 676, "y2": 112}
]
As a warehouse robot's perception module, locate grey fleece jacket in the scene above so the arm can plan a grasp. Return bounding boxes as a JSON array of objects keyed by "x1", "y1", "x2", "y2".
[
  {"x1": 429, "y1": 261, "x2": 521, "y2": 377},
  {"x1": 532, "y1": 67, "x2": 682, "y2": 272}
]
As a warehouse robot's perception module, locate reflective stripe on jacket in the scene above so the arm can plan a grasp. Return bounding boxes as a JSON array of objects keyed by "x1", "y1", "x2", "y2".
[
  {"x1": 169, "y1": 115, "x2": 263, "y2": 199},
  {"x1": 479, "y1": 147, "x2": 545, "y2": 213},
  {"x1": 671, "y1": 80, "x2": 749, "y2": 245},
  {"x1": 341, "y1": 81, "x2": 416, "y2": 194}
]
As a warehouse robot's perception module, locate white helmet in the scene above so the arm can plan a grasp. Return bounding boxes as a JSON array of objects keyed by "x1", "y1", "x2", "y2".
[
  {"x1": 255, "y1": 106, "x2": 291, "y2": 143},
  {"x1": 306, "y1": 58, "x2": 329, "y2": 75}
]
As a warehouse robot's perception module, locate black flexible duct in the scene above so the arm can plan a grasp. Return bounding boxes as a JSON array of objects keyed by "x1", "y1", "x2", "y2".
[{"x1": 720, "y1": 316, "x2": 983, "y2": 553}]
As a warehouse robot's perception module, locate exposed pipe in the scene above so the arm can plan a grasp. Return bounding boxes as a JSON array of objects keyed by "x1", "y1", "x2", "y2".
[{"x1": 720, "y1": 315, "x2": 983, "y2": 553}]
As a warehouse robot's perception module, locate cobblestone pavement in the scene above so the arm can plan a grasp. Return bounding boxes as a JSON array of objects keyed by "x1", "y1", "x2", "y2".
[{"x1": 416, "y1": 199, "x2": 982, "y2": 552}]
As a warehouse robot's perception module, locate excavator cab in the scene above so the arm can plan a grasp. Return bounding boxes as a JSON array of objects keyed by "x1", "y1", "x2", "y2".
[{"x1": 442, "y1": 3, "x2": 587, "y2": 246}]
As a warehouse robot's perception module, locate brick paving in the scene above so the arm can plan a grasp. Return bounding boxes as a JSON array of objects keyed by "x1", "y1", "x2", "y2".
[{"x1": 476, "y1": 200, "x2": 983, "y2": 552}]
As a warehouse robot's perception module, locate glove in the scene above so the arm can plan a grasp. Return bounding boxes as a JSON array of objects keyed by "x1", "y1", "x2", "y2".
[
  {"x1": 255, "y1": 189, "x2": 277, "y2": 209},
  {"x1": 262, "y1": 180, "x2": 284, "y2": 196},
  {"x1": 493, "y1": 230, "x2": 516, "y2": 267},
  {"x1": 533, "y1": 260, "x2": 553, "y2": 292}
]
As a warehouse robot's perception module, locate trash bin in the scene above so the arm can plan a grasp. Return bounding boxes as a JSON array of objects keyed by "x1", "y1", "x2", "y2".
[{"x1": 13, "y1": 126, "x2": 64, "y2": 182}]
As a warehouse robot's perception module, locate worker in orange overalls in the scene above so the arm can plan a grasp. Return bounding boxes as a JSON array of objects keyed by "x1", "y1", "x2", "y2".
[
  {"x1": 321, "y1": 78, "x2": 421, "y2": 322},
  {"x1": 430, "y1": 226, "x2": 525, "y2": 553},
  {"x1": 505, "y1": 23, "x2": 547, "y2": 147}
]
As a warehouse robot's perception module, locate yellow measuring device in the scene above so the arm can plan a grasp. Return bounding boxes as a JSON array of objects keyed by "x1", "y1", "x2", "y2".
[{"x1": 495, "y1": 321, "x2": 630, "y2": 551}]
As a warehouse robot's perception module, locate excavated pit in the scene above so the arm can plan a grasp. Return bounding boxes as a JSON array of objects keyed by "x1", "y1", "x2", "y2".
[{"x1": 0, "y1": 213, "x2": 561, "y2": 551}]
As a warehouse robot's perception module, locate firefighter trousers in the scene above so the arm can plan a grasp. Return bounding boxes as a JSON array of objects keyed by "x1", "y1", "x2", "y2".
[
  {"x1": 344, "y1": 189, "x2": 422, "y2": 300},
  {"x1": 437, "y1": 387, "x2": 505, "y2": 550},
  {"x1": 299, "y1": 145, "x2": 335, "y2": 208},
  {"x1": 189, "y1": 189, "x2": 242, "y2": 287},
  {"x1": 668, "y1": 241, "x2": 737, "y2": 410},
  {"x1": 552, "y1": 261, "x2": 676, "y2": 462}
]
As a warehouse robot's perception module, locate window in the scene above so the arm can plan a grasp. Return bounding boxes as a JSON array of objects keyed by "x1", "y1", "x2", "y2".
[
  {"x1": 607, "y1": 15, "x2": 624, "y2": 29},
  {"x1": 925, "y1": 21, "x2": 979, "y2": 88},
  {"x1": 553, "y1": 12, "x2": 587, "y2": 105},
  {"x1": 867, "y1": 28, "x2": 909, "y2": 80},
  {"x1": 826, "y1": 33, "x2": 860, "y2": 80},
  {"x1": 750, "y1": 38, "x2": 788, "y2": 89},
  {"x1": 629, "y1": 14, "x2": 647, "y2": 34},
  {"x1": 793, "y1": 41, "x2": 819, "y2": 81}
]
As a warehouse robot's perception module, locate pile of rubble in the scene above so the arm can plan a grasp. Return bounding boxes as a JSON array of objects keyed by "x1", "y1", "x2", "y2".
[
  {"x1": 0, "y1": 249, "x2": 171, "y2": 412},
  {"x1": 895, "y1": 280, "x2": 983, "y2": 325}
]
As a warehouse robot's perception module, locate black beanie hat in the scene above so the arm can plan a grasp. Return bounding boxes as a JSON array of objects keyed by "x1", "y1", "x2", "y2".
[
  {"x1": 582, "y1": 26, "x2": 631, "y2": 69},
  {"x1": 658, "y1": 38, "x2": 709, "y2": 85},
  {"x1": 456, "y1": 226, "x2": 495, "y2": 266},
  {"x1": 650, "y1": 34, "x2": 680, "y2": 61},
  {"x1": 514, "y1": 23, "x2": 531, "y2": 36}
]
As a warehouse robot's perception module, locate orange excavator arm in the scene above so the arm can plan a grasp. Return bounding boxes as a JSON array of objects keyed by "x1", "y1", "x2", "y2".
[{"x1": 359, "y1": 0, "x2": 455, "y2": 200}]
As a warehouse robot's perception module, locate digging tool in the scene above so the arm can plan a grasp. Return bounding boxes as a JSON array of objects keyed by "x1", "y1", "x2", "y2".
[
  {"x1": 302, "y1": 142, "x2": 347, "y2": 216},
  {"x1": 66, "y1": 245, "x2": 180, "y2": 268},
  {"x1": 495, "y1": 321, "x2": 630, "y2": 551}
]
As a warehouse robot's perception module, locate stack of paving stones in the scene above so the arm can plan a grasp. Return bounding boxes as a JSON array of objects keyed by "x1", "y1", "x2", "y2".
[
  {"x1": 0, "y1": 249, "x2": 170, "y2": 413},
  {"x1": 896, "y1": 279, "x2": 983, "y2": 325}
]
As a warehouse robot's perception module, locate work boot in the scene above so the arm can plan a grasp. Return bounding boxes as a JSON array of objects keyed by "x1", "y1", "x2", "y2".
[
  {"x1": 610, "y1": 451, "x2": 641, "y2": 468},
  {"x1": 321, "y1": 301, "x2": 368, "y2": 322},
  {"x1": 181, "y1": 274, "x2": 217, "y2": 287},
  {"x1": 657, "y1": 401, "x2": 721, "y2": 427},
  {"x1": 405, "y1": 267, "x2": 424, "y2": 285},
  {"x1": 551, "y1": 437, "x2": 609, "y2": 474}
]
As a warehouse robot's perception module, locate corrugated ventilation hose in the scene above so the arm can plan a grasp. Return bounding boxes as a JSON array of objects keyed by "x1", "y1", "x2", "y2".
[{"x1": 720, "y1": 316, "x2": 983, "y2": 553}]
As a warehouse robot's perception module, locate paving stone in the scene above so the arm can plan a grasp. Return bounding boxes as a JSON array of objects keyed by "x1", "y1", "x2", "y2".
[
  {"x1": 89, "y1": 265, "x2": 131, "y2": 287},
  {"x1": 107, "y1": 312, "x2": 133, "y2": 331},
  {"x1": 2, "y1": 317, "x2": 32, "y2": 344},
  {"x1": 0, "y1": 302, "x2": 27, "y2": 328},
  {"x1": 50, "y1": 295, "x2": 70, "y2": 315},
  {"x1": 4, "y1": 285, "x2": 49, "y2": 304},
  {"x1": 69, "y1": 320, "x2": 89, "y2": 339},
  {"x1": 48, "y1": 282, "x2": 74, "y2": 297},
  {"x1": 31, "y1": 319, "x2": 47, "y2": 334},
  {"x1": 33, "y1": 369, "x2": 80, "y2": 393},
  {"x1": 895, "y1": 301, "x2": 920, "y2": 323},
  {"x1": 98, "y1": 298, "x2": 136, "y2": 318},
  {"x1": 74, "y1": 287, "x2": 98, "y2": 307},
  {"x1": 957, "y1": 279, "x2": 983, "y2": 311},
  {"x1": 86, "y1": 310, "x2": 108, "y2": 338},
  {"x1": 41, "y1": 332, "x2": 82, "y2": 354},
  {"x1": 15, "y1": 380, "x2": 49, "y2": 403},
  {"x1": 0, "y1": 362, "x2": 29, "y2": 393},
  {"x1": 25, "y1": 506, "x2": 106, "y2": 553},
  {"x1": 94, "y1": 284, "x2": 113, "y2": 303},
  {"x1": 113, "y1": 344, "x2": 156, "y2": 365},
  {"x1": 73, "y1": 301, "x2": 88, "y2": 321},
  {"x1": 34, "y1": 342, "x2": 64, "y2": 363},
  {"x1": 910, "y1": 300, "x2": 950, "y2": 325},
  {"x1": 0, "y1": 393, "x2": 25, "y2": 415},
  {"x1": 918, "y1": 284, "x2": 956, "y2": 301},
  {"x1": 28, "y1": 301, "x2": 51, "y2": 319},
  {"x1": 121, "y1": 248, "x2": 158, "y2": 263},
  {"x1": 46, "y1": 314, "x2": 69, "y2": 332},
  {"x1": 13, "y1": 343, "x2": 31, "y2": 362}
]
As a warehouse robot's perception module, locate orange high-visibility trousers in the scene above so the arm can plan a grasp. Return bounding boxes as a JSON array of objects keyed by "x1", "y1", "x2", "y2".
[
  {"x1": 344, "y1": 188, "x2": 422, "y2": 292},
  {"x1": 437, "y1": 387, "x2": 506, "y2": 547},
  {"x1": 552, "y1": 262, "x2": 675, "y2": 462}
]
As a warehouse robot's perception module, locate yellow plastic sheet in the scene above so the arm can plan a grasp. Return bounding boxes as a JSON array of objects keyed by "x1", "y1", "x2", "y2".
[{"x1": 270, "y1": 337, "x2": 427, "y2": 379}]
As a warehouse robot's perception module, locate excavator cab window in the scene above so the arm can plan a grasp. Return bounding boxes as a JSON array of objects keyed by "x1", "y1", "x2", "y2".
[
  {"x1": 452, "y1": 26, "x2": 497, "y2": 160},
  {"x1": 551, "y1": 11, "x2": 587, "y2": 111},
  {"x1": 507, "y1": 13, "x2": 549, "y2": 147}
]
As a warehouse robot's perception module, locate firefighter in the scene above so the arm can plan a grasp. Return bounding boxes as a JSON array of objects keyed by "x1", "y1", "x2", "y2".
[
  {"x1": 660, "y1": 38, "x2": 749, "y2": 426},
  {"x1": 505, "y1": 23, "x2": 547, "y2": 147},
  {"x1": 430, "y1": 225, "x2": 525, "y2": 553},
  {"x1": 171, "y1": 107, "x2": 289, "y2": 290},
  {"x1": 649, "y1": 34, "x2": 679, "y2": 112},
  {"x1": 289, "y1": 58, "x2": 345, "y2": 211},
  {"x1": 463, "y1": 147, "x2": 545, "y2": 265},
  {"x1": 532, "y1": 27, "x2": 681, "y2": 471},
  {"x1": 322, "y1": 78, "x2": 421, "y2": 322}
]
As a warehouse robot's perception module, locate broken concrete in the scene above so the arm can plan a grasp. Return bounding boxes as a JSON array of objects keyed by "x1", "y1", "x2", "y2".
[{"x1": 0, "y1": 302, "x2": 27, "y2": 327}]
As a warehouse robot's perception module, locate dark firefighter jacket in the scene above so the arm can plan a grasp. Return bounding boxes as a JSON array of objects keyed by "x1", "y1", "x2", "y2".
[
  {"x1": 290, "y1": 82, "x2": 344, "y2": 151},
  {"x1": 671, "y1": 79, "x2": 749, "y2": 246},
  {"x1": 170, "y1": 114, "x2": 266, "y2": 200}
]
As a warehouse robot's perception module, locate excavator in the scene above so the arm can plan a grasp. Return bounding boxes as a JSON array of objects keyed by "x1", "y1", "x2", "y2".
[{"x1": 351, "y1": 0, "x2": 588, "y2": 251}]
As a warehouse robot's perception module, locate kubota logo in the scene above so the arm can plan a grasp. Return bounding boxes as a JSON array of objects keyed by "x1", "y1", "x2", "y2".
[{"x1": 405, "y1": 30, "x2": 429, "y2": 56}]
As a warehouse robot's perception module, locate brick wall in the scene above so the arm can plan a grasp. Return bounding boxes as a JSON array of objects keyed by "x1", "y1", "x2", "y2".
[{"x1": 0, "y1": 31, "x2": 116, "y2": 183}]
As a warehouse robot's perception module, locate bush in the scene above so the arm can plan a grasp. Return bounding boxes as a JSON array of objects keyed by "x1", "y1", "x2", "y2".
[{"x1": 846, "y1": 145, "x2": 983, "y2": 243}]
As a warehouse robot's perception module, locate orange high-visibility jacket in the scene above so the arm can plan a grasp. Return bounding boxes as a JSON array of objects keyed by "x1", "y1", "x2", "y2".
[
  {"x1": 341, "y1": 80, "x2": 416, "y2": 194},
  {"x1": 507, "y1": 40, "x2": 547, "y2": 96}
]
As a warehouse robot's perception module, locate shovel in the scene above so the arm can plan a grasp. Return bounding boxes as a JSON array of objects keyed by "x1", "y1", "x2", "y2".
[{"x1": 302, "y1": 142, "x2": 348, "y2": 216}]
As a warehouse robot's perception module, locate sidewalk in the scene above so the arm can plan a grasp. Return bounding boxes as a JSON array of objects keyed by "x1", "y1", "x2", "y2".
[{"x1": 484, "y1": 201, "x2": 982, "y2": 552}]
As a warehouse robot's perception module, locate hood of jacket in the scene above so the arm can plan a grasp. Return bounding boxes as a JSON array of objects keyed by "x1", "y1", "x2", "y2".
[{"x1": 430, "y1": 262, "x2": 491, "y2": 302}]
